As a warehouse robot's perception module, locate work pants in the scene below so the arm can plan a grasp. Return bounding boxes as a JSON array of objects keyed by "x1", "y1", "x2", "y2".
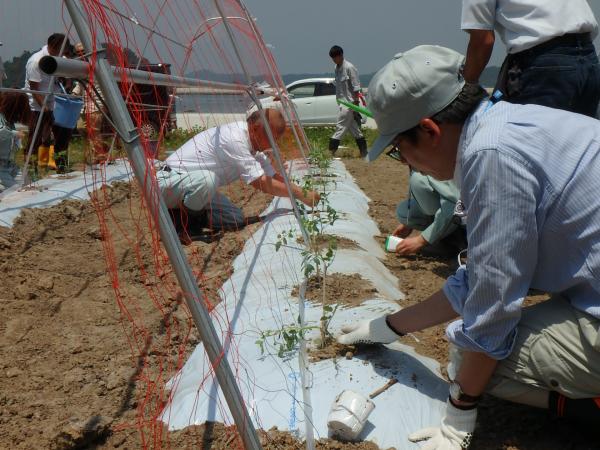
[
  {"x1": 498, "y1": 34, "x2": 600, "y2": 117},
  {"x1": 449, "y1": 295, "x2": 600, "y2": 406},
  {"x1": 157, "y1": 167, "x2": 245, "y2": 230},
  {"x1": 25, "y1": 111, "x2": 73, "y2": 153},
  {"x1": 331, "y1": 106, "x2": 363, "y2": 140}
]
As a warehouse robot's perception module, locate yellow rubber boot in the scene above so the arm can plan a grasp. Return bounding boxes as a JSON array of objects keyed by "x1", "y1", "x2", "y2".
[
  {"x1": 47, "y1": 145, "x2": 58, "y2": 170},
  {"x1": 37, "y1": 145, "x2": 50, "y2": 169}
]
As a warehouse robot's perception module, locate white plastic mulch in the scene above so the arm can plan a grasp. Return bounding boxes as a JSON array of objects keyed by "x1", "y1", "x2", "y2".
[
  {"x1": 0, "y1": 159, "x2": 132, "y2": 227},
  {"x1": 0, "y1": 158, "x2": 448, "y2": 448},
  {"x1": 160, "y1": 160, "x2": 447, "y2": 449}
]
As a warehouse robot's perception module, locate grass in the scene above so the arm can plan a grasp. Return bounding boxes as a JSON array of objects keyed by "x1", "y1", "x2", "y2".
[
  {"x1": 14, "y1": 124, "x2": 378, "y2": 176},
  {"x1": 303, "y1": 126, "x2": 378, "y2": 158}
]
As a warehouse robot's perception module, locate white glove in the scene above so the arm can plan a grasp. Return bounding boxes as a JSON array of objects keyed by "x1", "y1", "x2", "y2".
[
  {"x1": 408, "y1": 400, "x2": 476, "y2": 449},
  {"x1": 336, "y1": 315, "x2": 400, "y2": 345}
]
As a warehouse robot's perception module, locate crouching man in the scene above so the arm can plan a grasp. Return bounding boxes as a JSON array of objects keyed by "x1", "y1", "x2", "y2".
[
  {"x1": 338, "y1": 46, "x2": 600, "y2": 448},
  {"x1": 157, "y1": 108, "x2": 319, "y2": 242}
]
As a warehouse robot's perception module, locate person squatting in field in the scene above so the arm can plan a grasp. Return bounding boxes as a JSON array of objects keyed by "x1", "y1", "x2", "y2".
[{"x1": 156, "y1": 108, "x2": 320, "y2": 243}]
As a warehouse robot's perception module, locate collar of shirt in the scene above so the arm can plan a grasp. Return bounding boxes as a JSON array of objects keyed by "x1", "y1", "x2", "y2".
[{"x1": 453, "y1": 100, "x2": 489, "y2": 190}]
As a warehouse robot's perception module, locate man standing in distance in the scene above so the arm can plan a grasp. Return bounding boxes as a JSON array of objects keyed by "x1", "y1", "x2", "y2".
[{"x1": 328, "y1": 45, "x2": 368, "y2": 157}]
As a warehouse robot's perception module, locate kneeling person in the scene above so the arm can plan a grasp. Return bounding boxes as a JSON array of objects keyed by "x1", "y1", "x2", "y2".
[
  {"x1": 157, "y1": 108, "x2": 319, "y2": 240},
  {"x1": 340, "y1": 46, "x2": 600, "y2": 448},
  {"x1": 392, "y1": 169, "x2": 464, "y2": 256}
]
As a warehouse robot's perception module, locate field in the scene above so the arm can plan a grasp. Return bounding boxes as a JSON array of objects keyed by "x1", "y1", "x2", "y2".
[{"x1": 0, "y1": 128, "x2": 596, "y2": 449}]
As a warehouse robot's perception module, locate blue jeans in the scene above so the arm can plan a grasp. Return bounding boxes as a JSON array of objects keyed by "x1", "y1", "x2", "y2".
[
  {"x1": 157, "y1": 168, "x2": 245, "y2": 229},
  {"x1": 501, "y1": 36, "x2": 600, "y2": 117}
]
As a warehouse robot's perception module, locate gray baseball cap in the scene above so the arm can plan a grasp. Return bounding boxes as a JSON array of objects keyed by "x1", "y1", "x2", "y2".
[{"x1": 366, "y1": 45, "x2": 465, "y2": 162}]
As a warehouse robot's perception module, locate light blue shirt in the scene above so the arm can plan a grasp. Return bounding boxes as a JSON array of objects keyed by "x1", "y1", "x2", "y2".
[{"x1": 444, "y1": 101, "x2": 600, "y2": 359}]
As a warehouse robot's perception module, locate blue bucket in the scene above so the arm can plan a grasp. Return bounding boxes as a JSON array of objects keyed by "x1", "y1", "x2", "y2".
[{"x1": 53, "y1": 95, "x2": 84, "y2": 129}]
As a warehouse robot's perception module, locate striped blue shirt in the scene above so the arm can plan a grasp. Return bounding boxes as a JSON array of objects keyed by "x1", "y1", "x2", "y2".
[{"x1": 443, "y1": 101, "x2": 600, "y2": 359}]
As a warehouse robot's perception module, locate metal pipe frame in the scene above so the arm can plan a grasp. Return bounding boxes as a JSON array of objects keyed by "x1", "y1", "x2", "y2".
[
  {"x1": 64, "y1": 1, "x2": 262, "y2": 449},
  {"x1": 236, "y1": 3, "x2": 315, "y2": 448},
  {"x1": 39, "y1": 55, "x2": 249, "y2": 93}
]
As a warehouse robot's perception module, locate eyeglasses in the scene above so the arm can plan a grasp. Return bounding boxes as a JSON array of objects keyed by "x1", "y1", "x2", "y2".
[{"x1": 385, "y1": 145, "x2": 404, "y2": 162}]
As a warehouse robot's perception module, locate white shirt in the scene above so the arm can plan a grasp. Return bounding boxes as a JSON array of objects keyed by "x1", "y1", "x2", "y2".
[
  {"x1": 165, "y1": 121, "x2": 275, "y2": 187},
  {"x1": 24, "y1": 46, "x2": 58, "y2": 111},
  {"x1": 461, "y1": 0, "x2": 598, "y2": 54}
]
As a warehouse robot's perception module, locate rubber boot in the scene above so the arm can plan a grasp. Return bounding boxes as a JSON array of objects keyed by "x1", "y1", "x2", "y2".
[
  {"x1": 55, "y1": 150, "x2": 69, "y2": 174},
  {"x1": 356, "y1": 137, "x2": 368, "y2": 158},
  {"x1": 37, "y1": 145, "x2": 50, "y2": 169},
  {"x1": 47, "y1": 145, "x2": 58, "y2": 170},
  {"x1": 328, "y1": 138, "x2": 340, "y2": 156}
]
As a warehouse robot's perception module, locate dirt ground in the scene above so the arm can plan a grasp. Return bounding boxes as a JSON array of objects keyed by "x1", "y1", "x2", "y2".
[
  {"x1": 0, "y1": 155, "x2": 597, "y2": 450},
  {"x1": 0, "y1": 174, "x2": 387, "y2": 450}
]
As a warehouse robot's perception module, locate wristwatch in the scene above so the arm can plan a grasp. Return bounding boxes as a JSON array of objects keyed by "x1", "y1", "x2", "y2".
[{"x1": 449, "y1": 380, "x2": 481, "y2": 404}]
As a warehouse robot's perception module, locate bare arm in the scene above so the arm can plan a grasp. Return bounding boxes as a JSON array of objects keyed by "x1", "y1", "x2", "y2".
[
  {"x1": 463, "y1": 29, "x2": 495, "y2": 84},
  {"x1": 454, "y1": 351, "x2": 498, "y2": 404},
  {"x1": 250, "y1": 174, "x2": 320, "y2": 207},
  {"x1": 386, "y1": 289, "x2": 459, "y2": 333},
  {"x1": 29, "y1": 81, "x2": 47, "y2": 110}
]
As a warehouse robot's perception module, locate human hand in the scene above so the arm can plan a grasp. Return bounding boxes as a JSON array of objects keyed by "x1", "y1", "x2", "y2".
[
  {"x1": 337, "y1": 315, "x2": 401, "y2": 345},
  {"x1": 392, "y1": 223, "x2": 412, "y2": 238},
  {"x1": 408, "y1": 399, "x2": 477, "y2": 450},
  {"x1": 395, "y1": 235, "x2": 427, "y2": 255},
  {"x1": 300, "y1": 190, "x2": 320, "y2": 208},
  {"x1": 408, "y1": 399, "x2": 476, "y2": 449}
]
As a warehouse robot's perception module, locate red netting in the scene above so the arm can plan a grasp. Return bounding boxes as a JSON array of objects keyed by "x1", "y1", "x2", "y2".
[{"x1": 67, "y1": 1, "x2": 312, "y2": 447}]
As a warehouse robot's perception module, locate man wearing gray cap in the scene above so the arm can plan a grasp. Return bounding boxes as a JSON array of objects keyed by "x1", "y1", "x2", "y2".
[{"x1": 338, "y1": 45, "x2": 600, "y2": 448}]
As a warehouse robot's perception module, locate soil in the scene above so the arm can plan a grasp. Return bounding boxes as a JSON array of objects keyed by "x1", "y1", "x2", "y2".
[
  {"x1": 297, "y1": 234, "x2": 361, "y2": 251},
  {"x1": 0, "y1": 176, "x2": 391, "y2": 450},
  {"x1": 291, "y1": 273, "x2": 378, "y2": 308},
  {"x1": 0, "y1": 155, "x2": 597, "y2": 449}
]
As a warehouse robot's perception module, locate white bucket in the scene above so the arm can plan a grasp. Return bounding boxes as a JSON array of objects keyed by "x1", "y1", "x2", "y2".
[{"x1": 327, "y1": 390, "x2": 375, "y2": 441}]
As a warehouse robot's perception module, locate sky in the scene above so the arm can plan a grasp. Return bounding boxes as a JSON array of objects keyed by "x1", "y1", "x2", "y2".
[{"x1": 2, "y1": 0, "x2": 600, "y2": 75}]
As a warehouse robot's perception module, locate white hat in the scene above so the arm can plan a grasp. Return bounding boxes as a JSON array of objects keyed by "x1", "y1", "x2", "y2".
[{"x1": 366, "y1": 45, "x2": 465, "y2": 162}]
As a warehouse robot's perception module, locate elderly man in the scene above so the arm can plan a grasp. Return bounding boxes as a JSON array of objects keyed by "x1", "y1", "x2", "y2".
[
  {"x1": 461, "y1": 0, "x2": 600, "y2": 115},
  {"x1": 328, "y1": 45, "x2": 368, "y2": 157},
  {"x1": 339, "y1": 46, "x2": 600, "y2": 448},
  {"x1": 157, "y1": 108, "x2": 319, "y2": 241}
]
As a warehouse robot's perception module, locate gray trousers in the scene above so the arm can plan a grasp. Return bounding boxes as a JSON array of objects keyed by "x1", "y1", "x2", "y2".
[
  {"x1": 157, "y1": 168, "x2": 244, "y2": 229},
  {"x1": 449, "y1": 295, "x2": 600, "y2": 406},
  {"x1": 331, "y1": 106, "x2": 363, "y2": 140}
]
